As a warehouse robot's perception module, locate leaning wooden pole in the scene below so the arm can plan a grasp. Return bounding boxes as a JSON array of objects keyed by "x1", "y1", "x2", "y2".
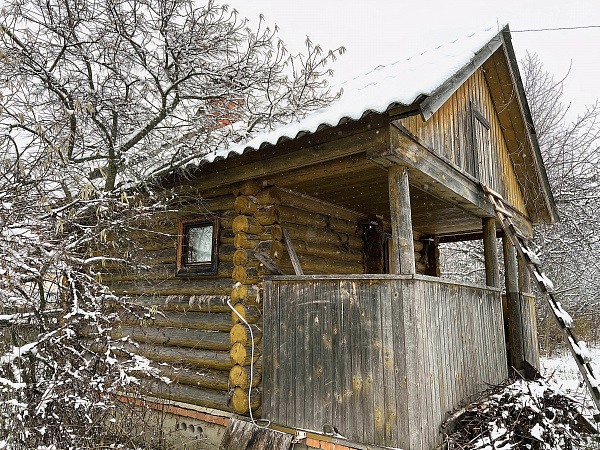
[
  {"x1": 483, "y1": 185, "x2": 600, "y2": 420},
  {"x1": 388, "y1": 165, "x2": 415, "y2": 275}
]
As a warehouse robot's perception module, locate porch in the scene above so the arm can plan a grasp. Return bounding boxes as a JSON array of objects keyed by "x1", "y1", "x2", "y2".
[{"x1": 262, "y1": 274, "x2": 507, "y2": 450}]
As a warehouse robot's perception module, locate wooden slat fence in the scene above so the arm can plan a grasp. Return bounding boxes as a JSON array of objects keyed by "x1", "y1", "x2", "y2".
[{"x1": 263, "y1": 275, "x2": 507, "y2": 450}]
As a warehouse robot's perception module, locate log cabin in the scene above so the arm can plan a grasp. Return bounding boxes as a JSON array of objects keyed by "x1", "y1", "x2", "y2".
[{"x1": 100, "y1": 25, "x2": 558, "y2": 449}]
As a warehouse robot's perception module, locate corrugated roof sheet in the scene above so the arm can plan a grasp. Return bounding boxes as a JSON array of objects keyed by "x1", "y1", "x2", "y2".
[{"x1": 202, "y1": 25, "x2": 503, "y2": 164}]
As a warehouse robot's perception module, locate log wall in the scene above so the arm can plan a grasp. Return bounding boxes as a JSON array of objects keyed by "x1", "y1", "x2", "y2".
[
  {"x1": 95, "y1": 180, "x2": 444, "y2": 419},
  {"x1": 263, "y1": 275, "x2": 507, "y2": 450},
  {"x1": 399, "y1": 68, "x2": 527, "y2": 217},
  {"x1": 94, "y1": 181, "x2": 369, "y2": 416}
]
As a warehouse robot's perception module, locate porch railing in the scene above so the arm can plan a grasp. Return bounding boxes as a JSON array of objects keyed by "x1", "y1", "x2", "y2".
[{"x1": 262, "y1": 274, "x2": 507, "y2": 450}]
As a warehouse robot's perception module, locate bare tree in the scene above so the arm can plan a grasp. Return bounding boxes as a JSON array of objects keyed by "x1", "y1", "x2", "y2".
[
  {"x1": 0, "y1": 1, "x2": 343, "y2": 447},
  {"x1": 0, "y1": 0, "x2": 343, "y2": 196},
  {"x1": 522, "y1": 53, "x2": 600, "y2": 349}
]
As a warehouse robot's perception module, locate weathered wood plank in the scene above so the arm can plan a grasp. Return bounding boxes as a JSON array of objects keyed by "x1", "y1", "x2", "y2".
[
  {"x1": 321, "y1": 281, "x2": 334, "y2": 433},
  {"x1": 219, "y1": 418, "x2": 293, "y2": 450},
  {"x1": 359, "y1": 281, "x2": 375, "y2": 445},
  {"x1": 369, "y1": 281, "x2": 386, "y2": 446},
  {"x1": 340, "y1": 279, "x2": 354, "y2": 440},
  {"x1": 389, "y1": 280, "x2": 409, "y2": 447},
  {"x1": 292, "y1": 282, "x2": 305, "y2": 428}
]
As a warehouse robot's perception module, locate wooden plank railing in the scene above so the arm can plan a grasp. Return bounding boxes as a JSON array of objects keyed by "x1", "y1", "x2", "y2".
[{"x1": 262, "y1": 275, "x2": 507, "y2": 450}]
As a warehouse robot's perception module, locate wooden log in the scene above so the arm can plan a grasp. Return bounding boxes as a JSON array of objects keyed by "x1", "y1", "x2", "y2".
[
  {"x1": 231, "y1": 304, "x2": 261, "y2": 325},
  {"x1": 230, "y1": 323, "x2": 249, "y2": 346},
  {"x1": 239, "y1": 180, "x2": 261, "y2": 196},
  {"x1": 231, "y1": 283, "x2": 249, "y2": 303},
  {"x1": 278, "y1": 205, "x2": 329, "y2": 229},
  {"x1": 117, "y1": 325, "x2": 259, "y2": 351},
  {"x1": 264, "y1": 225, "x2": 283, "y2": 241},
  {"x1": 415, "y1": 261, "x2": 427, "y2": 273},
  {"x1": 229, "y1": 364, "x2": 261, "y2": 389},
  {"x1": 232, "y1": 248, "x2": 250, "y2": 266},
  {"x1": 388, "y1": 165, "x2": 415, "y2": 275},
  {"x1": 230, "y1": 342, "x2": 247, "y2": 365},
  {"x1": 253, "y1": 206, "x2": 281, "y2": 225},
  {"x1": 120, "y1": 309, "x2": 262, "y2": 331},
  {"x1": 231, "y1": 303, "x2": 246, "y2": 324},
  {"x1": 483, "y1": 218, "x2": 500, "y2": 288},
  {"x1": 279, "y1": 254, "x2": 364, "y2": 274},
  {"x1": 329, "y1": 217, "x2": 362, "y2": 235},
  {"x1": 155, "y1": 365, "x2": 233, "y2": 391},
  {"x1": 413, "y1": 240, "x2": 424, "y2": 253},
  {"x1": 134, "y1": 196, "x2": 236, "y2": 226},
  {"x1": 232, "y1": 265, "x2": 259, "y2": 285},
  {"x1": 232, "y1": 215, "x2": 264, "y2": 235},
  {"x1": 282, "y1": 222, "x2": 364, "y2": 250},
  {"x1": 234, "y1": 232, "x2": 262, "y2": 250},
  {"x1": 276, "y1": 188, "x2": 364, "y2": 223},
  {"x1": 114, "y1": 341, "x2": 258, "y2": 371},
  {"x1": 108, "y1": 279, "x2": 233, "y2": 296},
  {"x1": 219, "y1": 210, "x2": 238, "y2": 229},
  {"x1": 235, "y1": 195, "x2": 259, "y2": 216},
  {"x1": 142, "y1": 378, "x2": 260, "y2": 413},
  {"x1": 254, "y1": 187, "x2": 281, "y2": 206},
  {"x1": 220, "y1": 228, "x2": 236, "y2": 244},
  {"x1": 232, "y1": 386, "x2": 258, "y2": 414},
  {"x1": 290, "y1": 240, "x2": 364, "y2": 263},
  {"x1": 126, "y1": 295, "x2": 232, "y2": 313},
  {"x1": 219, "y1": 244, "x2": 239, "y2": 262},
  {"x1": 277, "y1": 205, "x2": 362, "y2": 236},
  {"x1": 254, "y1": 240, "x2": 284, "y2": 261}
]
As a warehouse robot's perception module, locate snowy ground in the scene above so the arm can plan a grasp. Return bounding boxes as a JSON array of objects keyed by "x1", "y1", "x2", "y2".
[
  {"x1": 445, "y1": 347, "x2": 600, "y2": 449},
  {"x1": 541, "y1": 346, "x2": 600, "y2": 416}
]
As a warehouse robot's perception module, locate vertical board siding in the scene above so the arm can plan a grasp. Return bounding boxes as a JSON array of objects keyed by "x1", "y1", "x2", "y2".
[
  {"x1": 399, "y1": 69, "x2": 527, "y2": 217},
  {"x1": 521, "y1": 294, "x2": 541, "y2": 371},
  {"x1": 263, "y1": 277, "x2": 507, "y2": 449}
]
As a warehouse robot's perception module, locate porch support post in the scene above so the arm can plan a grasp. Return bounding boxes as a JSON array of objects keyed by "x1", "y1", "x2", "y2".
[
  {"x1": 483, "y1": 217, "x2": 500, "y2": 287},
  {"x1": 503, "y1": 234, "x2": 524, "y2": 369},
  {"x1": 518, "y1": 251, "x2": 531, "y2": 294},
  {"x1": 388, "y1": 165, "x2": 415, "y2": 275}
]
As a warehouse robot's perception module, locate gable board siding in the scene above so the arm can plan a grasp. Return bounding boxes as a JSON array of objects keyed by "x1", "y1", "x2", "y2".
[{"x1": 400, "y1": 68, "x2": 527, "y2": 217}]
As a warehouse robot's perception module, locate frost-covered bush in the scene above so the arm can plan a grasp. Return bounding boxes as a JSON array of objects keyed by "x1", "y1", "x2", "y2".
[{"x1": 0, "y1": 190, "x2": 174, "y2": 449}]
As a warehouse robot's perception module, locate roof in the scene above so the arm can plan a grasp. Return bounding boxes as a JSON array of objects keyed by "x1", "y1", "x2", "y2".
[
  {"x1": 202, "y1": 25, "x2": 504, "y2": 164},
  {"x1": 191, "y1": 24, "x2": 557, "y2": 224}
]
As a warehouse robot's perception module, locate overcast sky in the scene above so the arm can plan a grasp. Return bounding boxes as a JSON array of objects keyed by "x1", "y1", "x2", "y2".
[{"x1": 227, "y1": 0, "x2": 600, "y2": 122}]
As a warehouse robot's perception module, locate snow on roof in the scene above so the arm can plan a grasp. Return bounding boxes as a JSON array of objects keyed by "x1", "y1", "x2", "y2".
[{"x1": 203, "y1": 25, "x2": 504, "y2": 164}]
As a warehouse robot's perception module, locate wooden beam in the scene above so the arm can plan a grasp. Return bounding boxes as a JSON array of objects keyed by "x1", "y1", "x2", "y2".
[
  {"x1": 378, "y1": 122, "x2": 495, "y2": 217},
  {"x1": 388, "y1": 165, "x2": 415, "y2": 275},
  {"x1": 373, "y1": 123, "x2": 535, "y2": 240},
  {"x1": 175, "y1": 126, "x2": 387, "y2": 193},
  {"x1": 483, "y1": 218, "x2": 500, "y2": 288},
  {"x1": 503, "y1": 234, "x2": 524, "y2": 369}
]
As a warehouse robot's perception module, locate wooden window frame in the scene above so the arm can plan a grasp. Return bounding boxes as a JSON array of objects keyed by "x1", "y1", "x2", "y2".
[{"x1": 176, "y1": 216, "x2": 220, "y2": 277}]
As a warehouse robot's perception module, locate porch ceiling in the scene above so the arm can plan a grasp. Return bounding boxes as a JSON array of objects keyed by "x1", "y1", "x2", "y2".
[{"x1": 260, "y1": 154, "x2": 484, "y2": 237}]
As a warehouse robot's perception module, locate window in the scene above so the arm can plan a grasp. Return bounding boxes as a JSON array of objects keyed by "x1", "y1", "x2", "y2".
[{"x1": 177, "y1": 216, "x2": 220, "y2": 276}]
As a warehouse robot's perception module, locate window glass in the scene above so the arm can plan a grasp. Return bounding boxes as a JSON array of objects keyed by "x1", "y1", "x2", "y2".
[
  {"x1": 177, "y1": 216, "x2": 220, "y2": 276},
  {"x1": 187, "y1": 225, "x2": 213, "y2": 263}
]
